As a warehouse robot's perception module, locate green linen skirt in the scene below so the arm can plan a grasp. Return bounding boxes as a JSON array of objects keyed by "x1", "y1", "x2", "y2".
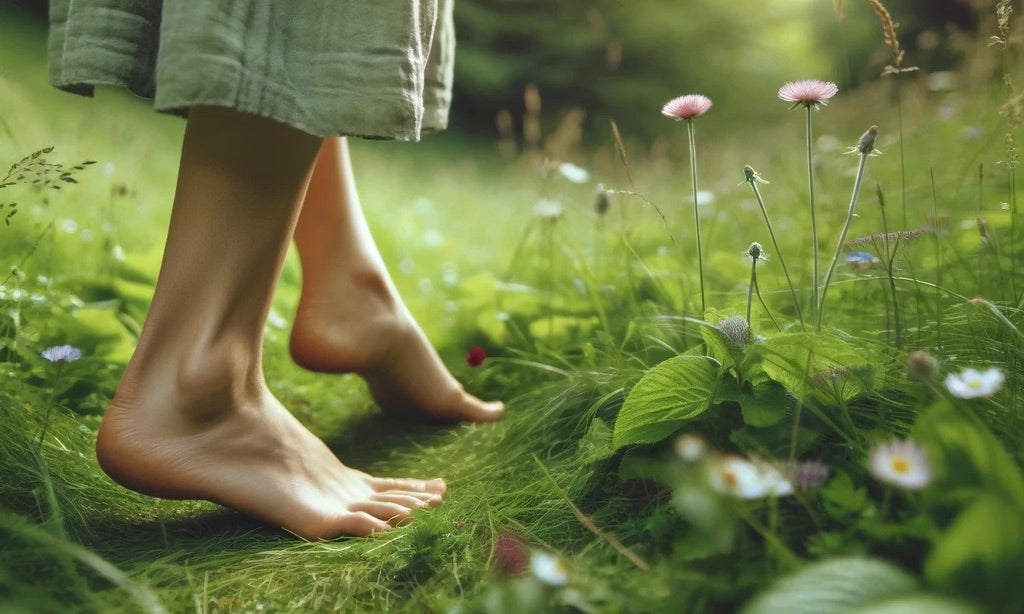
[{"x1": 48, "y1": 0, "x2": 455, "y2": 140}]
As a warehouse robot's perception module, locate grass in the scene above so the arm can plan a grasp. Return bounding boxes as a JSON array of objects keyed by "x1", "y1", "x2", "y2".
[{"x1": 3, "y1": 2, "x2": 1024, "y2": 613}]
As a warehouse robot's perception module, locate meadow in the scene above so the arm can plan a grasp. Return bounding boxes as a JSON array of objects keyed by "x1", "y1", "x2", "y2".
[{"x1": 2, "y1": 2, "x2": 1023, "y2": 613}]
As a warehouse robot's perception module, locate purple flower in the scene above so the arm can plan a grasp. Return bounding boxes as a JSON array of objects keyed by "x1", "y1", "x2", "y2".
[
  {"x1": 41, "y1": 345, "x2": 82, "y2": 363},
  {"x1": 778, "y1": 80, "x2": 839, "y2": 108},
  {"x1": 661, "y1": 94, "x2": 712, "y2": 121},
  {"x1": 787, "y1": 460, "x2": 830, "y2": 491}
]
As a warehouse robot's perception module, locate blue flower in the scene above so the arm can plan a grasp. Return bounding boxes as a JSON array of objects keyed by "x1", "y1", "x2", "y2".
[
  {"x1": 845, "y1": 251, "x2": 880, "y2": 271},
  {"x1": 41, "y1": 345, "x2": 82, "y2": 363}
]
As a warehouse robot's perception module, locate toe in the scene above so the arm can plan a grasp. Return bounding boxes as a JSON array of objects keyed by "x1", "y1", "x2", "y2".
[
  {"x1": 369, "y1": 477, "x2": 447, "y2": 497},
  {"x1": 372, "y1": 492, "x2": 437, "y2": 509},
  {"x1": 347, "y1": 501, "x2": 414, "y2": 524}
]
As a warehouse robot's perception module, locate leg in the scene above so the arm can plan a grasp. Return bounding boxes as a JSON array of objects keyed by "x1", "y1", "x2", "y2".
[
  {"x1": 289, "y1": 137, "x2": 504, "y2": 422},
  {"x1": 97, "y1": 108, "x2": 445, "y2": 540}
]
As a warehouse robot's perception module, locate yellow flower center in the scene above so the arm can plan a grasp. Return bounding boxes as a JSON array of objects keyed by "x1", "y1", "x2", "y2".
[
  {"x1": 890, "y1": 457, "x2": 910, "y2": 474},
  {"x1": 723, "y1": 470, "x2": 738, "y2": 489},
  {"x1": 968, "y1": 379, "x2": 982, "y2": 389}
]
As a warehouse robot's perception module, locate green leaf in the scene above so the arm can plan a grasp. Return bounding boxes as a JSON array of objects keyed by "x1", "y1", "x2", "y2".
[
  {"x1": 700, "y1": 323, "x2": 744, "y2": 372},
  {"x1": 612, "y1": 355, "x2": 719, "y2": 449},
  {"x1": 741, "y1": 557, "x2": 918, "y2": 614},
  {"x1": 753, "y1": 333, "x2": 876, "y2": 401},
  {"x1": 924, "y1": 494, "x2": 1024, "y2": 609},
  {"x1": 739, "y1": 383, "x2": 788, "y2": 427},
  {"x1": 912, "y1": 401, "x2": 1024, "y2": 508},
  {"x1": 863, "y1": 595, "x2": 982, "y2": 614}
]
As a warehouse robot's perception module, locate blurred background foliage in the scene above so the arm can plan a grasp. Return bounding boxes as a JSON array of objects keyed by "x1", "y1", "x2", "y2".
[{"x1": 3, "y1": 0, "x2": 1004, "y2": 144}]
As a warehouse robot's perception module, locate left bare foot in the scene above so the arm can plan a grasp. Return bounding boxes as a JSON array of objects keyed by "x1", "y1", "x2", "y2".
[{"x1": 289, "y1": 267, "x2": 504, "y2": 423}]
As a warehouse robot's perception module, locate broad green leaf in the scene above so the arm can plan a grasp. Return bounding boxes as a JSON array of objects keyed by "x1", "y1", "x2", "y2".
[
  {"x1": 861, "y1": 595, "x2": 982, "y2": 614},
  {"x1": 700, "y1": 323, "x2": 744, "y2": 372},
  {"x1": 612, "y1": 355, "x2": 718, "y2": 449},
  {"x1": 912, "y1": 401, "x2": 1024, "y2": 508},
  {"x1": 741, "y1": 557, "x2": 918, "y2": 614},
  {"x1": 739, "y1": 383, "x2": 788, "y2": 427},
  {"x1": 753, "y1": 333, "x2": 876, "y2": 401},
  {"x1": 924, "y1": 494, "x2": 1024, "y2": 608}
]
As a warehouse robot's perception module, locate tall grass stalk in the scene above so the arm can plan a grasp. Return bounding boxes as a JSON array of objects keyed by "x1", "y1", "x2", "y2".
[
  {"x1": 817, "y1": 126, "x2": 878, "y2": 329},
  {"x1": 804, "y1": 106, "x2": 820, "y2": 330},
  {"x1": 744, "y1": 166, "x2": 804, "y2": 329},
  {"x1": 686, "y1": 119, "x2": 706, "y2": 316}
]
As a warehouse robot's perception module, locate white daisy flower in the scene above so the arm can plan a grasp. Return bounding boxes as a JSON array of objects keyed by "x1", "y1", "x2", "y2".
[
  {"x1": 706, "y1": 455, "x2": 793, "y2": 499},
  {"x1": 945, "y1": 367, "x2": 1005, "y2": 399},
  {"x1": 674, "y1": 434, "x2": 708, "y2": 462},
  {"x1": 557, "y1": 162, "x2": 590, "y2": 184},
  {"x1": 869, "y1": 439, "x2": 932, "y2": 490},
  {"x1": 533, "y1": 199, "x2": 564, "y2": 221},
  {"x1": 530, "y1": 551, "x2": 569, "y2": 586}
]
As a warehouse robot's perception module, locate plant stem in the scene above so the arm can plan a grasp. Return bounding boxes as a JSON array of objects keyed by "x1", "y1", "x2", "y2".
[
  {"x1": 746, "y1": 259, "x2": 756, "y2": 328},
  {"x1": 818, "y1": 146, "x2": 871, "y2": 329},
  {"x1": 805, "y1": 106, "x2": 820, "y2": 330},
  {"x1": 686, "y1": 119, "x2": 706, "y2": 316},
  {"x1": 748, "y1": 178, "x2": 805, "y2": 329}
]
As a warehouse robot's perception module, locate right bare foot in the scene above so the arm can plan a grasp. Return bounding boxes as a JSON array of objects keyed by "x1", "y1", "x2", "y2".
[{"x1": 96, "y1": 366, "x2": 445, "y2": 540}]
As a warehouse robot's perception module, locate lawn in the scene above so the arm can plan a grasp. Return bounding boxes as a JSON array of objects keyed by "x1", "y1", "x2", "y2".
[{"x1": 2, "y1": 2, "x2": 1024, "y2": 613}]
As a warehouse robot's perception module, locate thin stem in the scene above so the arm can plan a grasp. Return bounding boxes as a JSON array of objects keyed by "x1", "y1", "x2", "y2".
[
  {"x1": 753, "y1": 277, "x2": 783, "y2": 332},
  {"x1": 805, "y1": 106, "x2": 820, "y2": 329},
  {"x1": 746, "y1": 260, "x2": 757, "y2": 327},
  {"x1": 748, "y1": 179, "x2": 805, "y2": 329},
  {"x1": 686, "y1": 119, "x2": 706, "y2": 316},
  {"x1": 818, "y1": 150, "x2": 870, "y2": 329}
]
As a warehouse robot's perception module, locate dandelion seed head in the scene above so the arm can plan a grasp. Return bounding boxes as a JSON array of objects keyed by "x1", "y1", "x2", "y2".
[
  {"x1": 906, "y1": 350, "x2": 940, "y2": 382},
  {"x1": 747, "y1": 242, "x2": 766, "y2": 262},
  {"x1": 777, "y1": 79, "x2": 838, "y2": 108},
  {"x1": 869, "y1": 439, "x2": 932, "y2": 490},
  {"x1": 41, "y1": 344, "x2": 82, "y2": 363},
  {"x1": 717, "y1": 316, "x2": 752, "y2": 346},
  {"x1": 661, "y1": 94, "x2": 712, "y2": 121}
]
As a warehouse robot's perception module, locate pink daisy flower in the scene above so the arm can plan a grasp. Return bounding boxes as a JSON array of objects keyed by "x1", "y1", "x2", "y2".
[
  {"x1": 661, "y1": 94, "x2": 712, "y2": 121},
  {"x1": 778, "y1": 80, "x2": 839, "y2": 108}
]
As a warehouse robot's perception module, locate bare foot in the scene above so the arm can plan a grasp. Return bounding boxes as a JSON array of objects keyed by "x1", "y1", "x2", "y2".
[
  {"x1": 97, "y1": 372, "x2": 446, "y2": 540},
  {"x1": 289, "y1": 267, "x2": 504, "y2": 423}
]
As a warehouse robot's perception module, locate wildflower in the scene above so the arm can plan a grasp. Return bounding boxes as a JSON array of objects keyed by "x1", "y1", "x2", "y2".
[
  {"x1": 777, "y1": 79, "x2": 839, "y2": 109},
  {"x1": 533, "y1": 199, "x2": 563, "y2": 221},
  {"x1": 465, "y1": 346, "x2": 486, "y2": 368},
  {"x1": 742, "y1": 164, "x2": 770, "y2": 185},
  {"x1": 746, "y1": 242, "x2": 766, "y2": 262},
  {"x1": 787, "y1": 460, "x2": 830, "y2": 491},
  {"x1": 906, "y1": 350, "x2": 940, "y2": 382},
  {"x1": 41, "y1": 345, "x2": 82, "y2": 363},
  {"x1": 530, "y1": 551, "x2": 570, "y2": 586},
  {"x1": 661, "y1": 94, "x2": 712, "y2": 121},
  {"x1": 706, "y1": 455, "x2": 793, "y2": 499},
  {"x1": 845, "y1": 125, "x2": 881, "y2": 156},
  {"x1": 944, "y1": 367, "x2": 1005, "y2": 399},
  {"x1": 493, "y1": 533, "x2": 529, "y2": 576},
  {"x1": 674, "y1": 433, "x2": 708, "y2": 462},
  {"x1": 845, "y1": 229, "x2": 922, "y2": 248},
  {"x1": 869, "y1": 439, "x2": 932, "y2": 490},
  {"x1": 557, "y1": 162, "x2": 590, "y2": 184},
  {"x1": 845, "y1": 250, "x2": 881, "y2": 271},
  {"x1": 717, "y1": 316, "x2": 752, "y2": 346}
]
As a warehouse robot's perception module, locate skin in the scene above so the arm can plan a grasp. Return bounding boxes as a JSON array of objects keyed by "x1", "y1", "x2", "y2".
[{"x1": 96, "y1": 107, "x2": 503, "y2": 540}]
